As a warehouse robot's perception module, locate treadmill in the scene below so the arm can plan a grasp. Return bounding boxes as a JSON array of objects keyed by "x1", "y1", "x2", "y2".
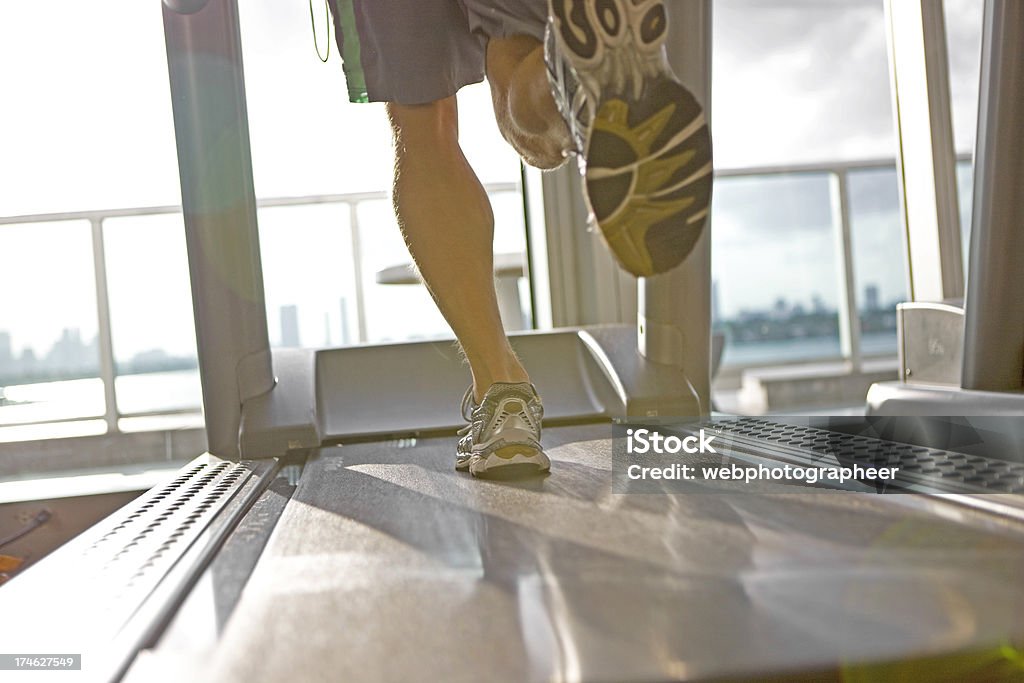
[{"x1": 2, "y1": 1, "x2": 1023, "y2": 681}]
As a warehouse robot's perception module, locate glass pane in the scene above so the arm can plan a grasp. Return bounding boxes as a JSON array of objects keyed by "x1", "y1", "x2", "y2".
[
  {"x1": 236, "y1": 0, "x2": 533, "y2": 342},
  {"x1": 238, "y1": 3, "x2": 394, "y2": 198},
  {"x1": 238, "y1": 0, "x2": 523, "y2": 196},
  {"x1": 104, "y1": 214, "x2": 201, "y2": 415},
  {"x1": 944, "y1": 0, "x2": 985, "y2": 156},
  {"x1": 712, "y1": 174, "x2": 843, "y2": 367},
  {"x1": 459, "y1": 84, "x2": 528, "y2": 186},
  {"x1": 957, "y1": 161, "x2": 974, "y2": 277},
  {"x1": 713, "y1": 0, "x2": 895, "y2": 168},
  {"x1": 0, "y1": 3, "x2": 180, "y2": 216},
  {"x1": 356, "y1": 200, "x2": 454, "y2": 344},
  {"x1": 0, "y1": 221, "x2": 104, "y2": 425},
  {"x1": 353, "y1": 187, "x2": 531, "y2": 344},
  {"x1": 847, "y1": 168, "x2": 906, "y2": 357},
  {"x1": 258, "y1": 204, "x2": 360, "y2": 348},
  {"x1": 489, "y1": 189, "x2": 533, "y2": 329}
]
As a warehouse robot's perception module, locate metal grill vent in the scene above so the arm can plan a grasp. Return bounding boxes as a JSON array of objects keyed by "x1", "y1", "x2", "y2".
[
  {"x1": 711, "y1": 418, "x2": 1024, "y2": 493},
  {"x1": 54, "y1": 459, "x2": 257, "y2": 624}
]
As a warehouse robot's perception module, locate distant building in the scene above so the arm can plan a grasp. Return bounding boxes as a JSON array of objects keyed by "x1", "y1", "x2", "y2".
[
  {"x1": 280, "y1": 305, "x2": 301, "y2": 347},
  {"x1": 771, "y1": 297, "x2": 789, "y2": 320},
  {"x1": 339, "y1": 298, "x2": 352, "y2": 346},
  {"x1": 864, "y1": 284, "x2": 880, "y2": 312},
  {"x1": 0, "y1": 332, "x2": 11, "y2": 371},
  {"x1": 20, "y1": 348, "x2": 38, "y2": 370},
  {"x1": 45, "y1": 328, "x2": 97, "y2": 374},
  {"x1": 811, "y1": 294, "x2": 827, "y2": 315}
]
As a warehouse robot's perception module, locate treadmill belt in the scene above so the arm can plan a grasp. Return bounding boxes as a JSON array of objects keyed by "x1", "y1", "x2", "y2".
[{"x1": 128, "y1": 425, "x2": 1024, "y2": 682}]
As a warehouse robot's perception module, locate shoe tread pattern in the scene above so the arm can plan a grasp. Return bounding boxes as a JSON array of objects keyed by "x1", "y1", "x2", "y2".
[{"x1": 552, "y1": 0, "x2": 713, "y2": 276}]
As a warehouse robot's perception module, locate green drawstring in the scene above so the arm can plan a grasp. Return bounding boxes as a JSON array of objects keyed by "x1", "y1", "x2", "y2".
[{"x1": 309, "y1": 0, "x2": 331, "y2": 63}]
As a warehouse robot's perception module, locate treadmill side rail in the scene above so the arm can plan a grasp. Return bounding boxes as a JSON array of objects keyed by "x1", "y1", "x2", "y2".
[{"x1": 0, "y1": 455, "x2": 280, "y2": 682}]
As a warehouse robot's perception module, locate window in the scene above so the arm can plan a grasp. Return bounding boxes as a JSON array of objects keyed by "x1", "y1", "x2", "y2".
[
  {"x1": 708, "y1": 0, "x2": 991, "y2": 415},
  {"x1": 0, "y1": 1, "x2": 532, "y2": 437},
  {"x1": 712, "y1": 0, "x2": 895, "y2": 168},
  {"x1": 712, "y1": 174, "x2": 843, "y2": 367},
  {"x1": 847, "y1": 167, "x2": 906, "y2": 356},
  {"x1": 711, "y1": 0, "x2": 901, "y2": 368},
  {"x1": 238, "y1": 3, "x2": 532, "y2": 347},
  {"x1": 104, "y1": 215, "x2": 201, "y2": 416},
  {"x1": 0, "y1": 222, "x2": 104, "y2": 427}
]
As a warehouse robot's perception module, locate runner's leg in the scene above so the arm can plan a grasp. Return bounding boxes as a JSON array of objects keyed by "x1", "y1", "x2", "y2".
[{"x1": 386, "y1": 96, "x2": 530, "y2": 402}]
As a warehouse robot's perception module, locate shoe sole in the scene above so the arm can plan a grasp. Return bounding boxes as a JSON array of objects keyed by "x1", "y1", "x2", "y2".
[
  {"x1": 469, "y1": 445, "x2": 551, "y2": 478},
  {"x1": 551, "y1": 0, "x2": 713, "y2": 277}
]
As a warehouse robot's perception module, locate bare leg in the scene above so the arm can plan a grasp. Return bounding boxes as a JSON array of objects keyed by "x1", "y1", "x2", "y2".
[
  {"x1": 486, "y1": 35, "x2": 573, "y2": 169},
  {"x1": 387, "y1": 97, "x2": 529, "y2": 402}
]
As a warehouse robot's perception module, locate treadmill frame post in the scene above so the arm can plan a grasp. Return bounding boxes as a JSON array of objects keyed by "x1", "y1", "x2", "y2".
[
  {"x1": 868, "y1": 0, "x2": 1024, "y2": 414},
  {"x1": 163, "y1": 0, "x2": 275, "y2": 458},
  {"x1": 961, "y1": 0, "x2": 1024, "y2": 391},
  {"x1": 640, "y1": 0, "x2": 714, "y2": 415},
  {"x1": 884, "y1": 0, "x2": 964, "y2": 302}
]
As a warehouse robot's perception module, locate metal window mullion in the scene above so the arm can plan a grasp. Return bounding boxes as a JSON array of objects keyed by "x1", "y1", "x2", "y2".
[
  {"x1": 885, "y1": 0, "x2": 963, "y2": 302},
  {"x1": 90, "y1": 218, "x2": 119, "y2": 433},
  {"x1": 831, "y1": 171, "x2": 862, "y2": 372},
  {"x1": 348, "y1": 202, "x2": 368, "y2": 342}
]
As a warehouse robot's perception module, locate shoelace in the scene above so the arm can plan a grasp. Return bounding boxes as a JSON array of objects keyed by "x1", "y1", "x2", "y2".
[{"x1": 460, "y1": 386, "x2": 476, "y2": 422}]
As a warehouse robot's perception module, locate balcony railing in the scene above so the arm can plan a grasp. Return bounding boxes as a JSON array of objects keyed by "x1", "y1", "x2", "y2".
[
  {"x1": 0, "y1": 182, "x2": 518, "y2": 433},
  {"x1": 0, "y1": 155, "x2": 973, "y2": 434}
]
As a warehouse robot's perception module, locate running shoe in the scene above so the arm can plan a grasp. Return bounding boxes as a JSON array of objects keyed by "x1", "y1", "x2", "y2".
[
  {"x1": 456, "y1": 382, "x2": 550, "y2": 477},
  {"x1": 546, "y1": 0, "x2": 713, "y2": 277}
]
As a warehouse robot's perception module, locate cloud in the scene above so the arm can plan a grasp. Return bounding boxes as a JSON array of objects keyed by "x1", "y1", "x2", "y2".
[
  {"x1": 712, "y1": 0, "x2": 983, "y2": 167},
  {"x1": 713, "y1": 0, "x2": 895, "y2": 167},
  {"x1": 713, "y1": 173, "x2": 833, "y2": 237}
]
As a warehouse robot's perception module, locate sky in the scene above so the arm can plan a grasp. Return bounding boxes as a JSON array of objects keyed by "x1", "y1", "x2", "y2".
[
  {"x1": 710, "y1": 0, "x2": 982, "y2": 316},
  {"x1": 0, "y1": 0, "x2": 985, "y2": 361}
]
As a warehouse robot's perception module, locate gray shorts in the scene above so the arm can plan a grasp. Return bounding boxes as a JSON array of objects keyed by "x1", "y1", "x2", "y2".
[{"x1": 326, "y1": 0, "x2": 547, "y2": 105}]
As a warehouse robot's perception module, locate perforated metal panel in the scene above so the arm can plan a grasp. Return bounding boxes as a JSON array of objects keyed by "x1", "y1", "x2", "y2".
[
  {"x1": 709, "y1": 418, "x2": 1024, "y2": 494},
  {"x1": 84, "y1": 460, "x2": 252, "y2": 602},
  {"x1": 0, "y1": 454, "x2": 278, "y2": 682}
]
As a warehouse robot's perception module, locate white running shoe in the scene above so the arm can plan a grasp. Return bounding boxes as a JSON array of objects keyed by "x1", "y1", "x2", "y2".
[{"x1": 456, "y1": 382, "x2": 550, "y2": 477}]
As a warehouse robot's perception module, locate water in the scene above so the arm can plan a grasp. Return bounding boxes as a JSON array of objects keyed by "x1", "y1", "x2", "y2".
[
  {"x1": 721, "y1": 331, "x2": 896, "y2": 368},
  {"x1": 0, "y1": 377, "x2": 105, "y2": 425},
  {"x1": 1, "y1": 370, "x2": 202, "y2": 426},
  {"x1": 115, "y1": 370, "x2": 203, "y2": 414},
  {"x1": 2, "y1": 335, "x2": 898, "y2": 428}
]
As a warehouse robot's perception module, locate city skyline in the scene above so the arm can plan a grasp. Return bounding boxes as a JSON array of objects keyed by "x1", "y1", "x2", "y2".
[
  {"x1": 0, "y1": 327, "x2": 196, "y2": 385},
  {"x1": 1, "y1": 279, "x2": 899, "y2": 383},
  {"x1": 712, "y1": 281, "x2": 899, "y2": 320}
]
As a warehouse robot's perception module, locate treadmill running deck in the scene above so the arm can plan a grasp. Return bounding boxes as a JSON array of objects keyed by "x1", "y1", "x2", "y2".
[{"x1": 125, "y1": 424, "x2": 1024, "y2": 682}]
